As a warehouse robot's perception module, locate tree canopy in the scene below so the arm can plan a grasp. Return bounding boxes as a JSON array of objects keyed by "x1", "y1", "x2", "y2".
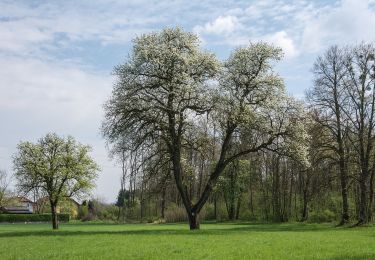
[{"x1": 13, "y1": 133, "x2": 99, "y2": 229}]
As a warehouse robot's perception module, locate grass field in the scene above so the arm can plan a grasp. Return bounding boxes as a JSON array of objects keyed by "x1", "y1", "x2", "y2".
[{"x1": 0, "y1": 222, "x2": 375, "y2": 259}]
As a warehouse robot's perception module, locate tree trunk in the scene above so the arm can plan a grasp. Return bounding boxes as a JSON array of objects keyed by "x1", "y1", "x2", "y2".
[
  {"x1": 339, "y1": 168, "x2": 350, "y2": 225},
  {"x1": 161, "y1": 185, "x2": 166, "y2": 219},
  {"x1": 214, "y1": 194, "x2": 217, "y2": 220},
  {"x1": 301, "y1": 177, "x2": 309, "y2": 222},
  {"x1": 228, "y1": 203, "x2": 235, "y2": 220},
  {"x1": 50, "y1": 203, "x2": 58, "y2": 230},
  {"x1": 301, "y1": 196, "x2": 308, "y2": 222},
  {"x1": 337, "y1": 145, "x2": 350, "y2": 225},
  {"x1": 235, "y1": 195, "x2": 241, "y2": 220},
  {"x1": 117, "y1": 206, "x2": 121, "y2": 221},
  {"x1": 358, "y1": 173, "x2": 368, "y2": 225},
  {"x1": 367, "y1": 168, "x2": 375, "y2": 222},
  {"x1": 188, "y1": 210, "x2": 200, "y2": 230}
]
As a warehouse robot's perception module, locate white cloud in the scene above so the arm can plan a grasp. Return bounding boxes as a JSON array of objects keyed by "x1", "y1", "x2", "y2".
[
  {"x1": 264, "y1": 31, "x2": 299, "y2": 59},
  {"x1": 2, "y1": 0, "x2": 375, "y2": 201},
  {"x1": 302, "y1": 0, "x2": 375, "y2": 52},
  {"x1": 0, "y1": 20, "x2": 52, "y2": 52},
  {"x1": 0, "y1": 1, "x2": 164, "y2": 54},
  {"x1": 194, "y1": 15, "x2": 240, "y2": 35},
  {"x1": 0, "y1": 57, "x2": 111, "y2": 113},
  {"x1": 0, "y1": 55, "x2": 119, "y2": 199}
]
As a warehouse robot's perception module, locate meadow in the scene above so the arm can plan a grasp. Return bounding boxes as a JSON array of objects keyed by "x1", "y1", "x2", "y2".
[{"x1": 0, "y1": 222, "x2": 375, "y2": 259}]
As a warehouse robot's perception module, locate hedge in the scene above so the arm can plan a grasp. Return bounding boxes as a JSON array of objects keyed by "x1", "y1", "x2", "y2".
[{"x1": 0, "y1": 213, "x2": 70, "y2": 223}]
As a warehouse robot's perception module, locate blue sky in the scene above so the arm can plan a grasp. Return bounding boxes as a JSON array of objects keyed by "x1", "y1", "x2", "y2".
[{"x1": 1, "y1": 0, "x2": 375, "y2": 202}]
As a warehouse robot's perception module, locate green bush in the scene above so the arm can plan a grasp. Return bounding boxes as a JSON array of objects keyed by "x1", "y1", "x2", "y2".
[
  {"x1": 0, "y1": 213, "x2": 70, "y2": 223},
  {"x1": 96, "y1": 204, "x2": 119, "y2": 221},
  {"x1": 203, "y1": 204, "x2": 216, "y2": 220},
  {"x1": 239, "y1": 209, "x2": 258, "y2": 221},
  {"x1": 308, "y1": 209, "x2": 336, "y2": 223},
  {"x1": 164, "y1": 206, "x2": 187, "y2": 223}
]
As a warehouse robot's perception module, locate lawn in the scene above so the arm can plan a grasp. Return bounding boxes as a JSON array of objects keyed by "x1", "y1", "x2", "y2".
[{"x1": 0, "y1": 222, "x2": 374, "y2": 259}]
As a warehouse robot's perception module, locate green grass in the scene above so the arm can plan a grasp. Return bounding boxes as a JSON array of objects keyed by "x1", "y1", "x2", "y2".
[{"x1": 0, "y1": 221, "x2": 375, "y2": 259}]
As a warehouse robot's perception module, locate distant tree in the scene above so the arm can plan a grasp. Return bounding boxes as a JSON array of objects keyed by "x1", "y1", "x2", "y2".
[
  {"x1": 115, "y1": 188, "x2": 129, "y2": 221},
  {"x1": 0, "y1": 169, "x2": 11, "y2": 207},
  {"x1": 13, "y1": 133, "x2": 99, "y2": 229},
  {"x1": 218, "y1": 160, "x2": 249, "y2": 220}
]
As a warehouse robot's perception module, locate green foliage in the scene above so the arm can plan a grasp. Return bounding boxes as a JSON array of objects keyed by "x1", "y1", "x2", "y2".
[
  {"x1": 308, "y1": 210, "x2": 336, "y2": 223},
  {"x1": 96, "y1": 205, "x2": 119, "y2": 221},
  {"x1": 115, "y1": 189, "x2": 127, "y2": 208},
  {"x1": 13, "y1": 133, "x2": 99, "y2": 203},
  {"x1": 239, "y1": 209, "x2": 258, "y2": 221},
  {"x1": 0, "y1": 213, "x2": 70, "y2": 223},
  {"x1": 203, "y1": 204, "x2": 216, "y2": 220},
  {"x1": 78, "y1": 204, "x2": 88, "y2": 220},
  {"x1": 79, "y1": 199, "x2": 124, "y2": 222}
]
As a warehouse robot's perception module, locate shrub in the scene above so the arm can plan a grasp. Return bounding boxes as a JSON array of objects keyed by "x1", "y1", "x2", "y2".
[
  {"x1": 0, "y1": 213, "x2": 70, "y2": 223},
  {"x1": 164, "y1": 205, "x2": 207, "y2": 223},
  {"x1": 203, "y1": 204, "x2": 216, "y2": 220},
  {"x1": 78, "y1": 204, "x2": 89, "y2": 220},
  {"x1": 308, "y1": 209, "x2": 336, "y2": 223},
  {"x1": 165, "y1": 206, "x2": 187, "y2": 223},
  {"x1": 239, "y1": 209, "x2": 258, "y2": 221},
  {"x1": 153, "y1": 218, "x2": 166, "y2": 224},
  {"x1": 97, "y1": 204, "x2": 118, "y2": 221}
]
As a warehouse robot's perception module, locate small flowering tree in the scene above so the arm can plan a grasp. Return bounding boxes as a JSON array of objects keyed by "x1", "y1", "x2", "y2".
[{"x1": 13, "y1": 133, "x2": 99, "y2": 229}]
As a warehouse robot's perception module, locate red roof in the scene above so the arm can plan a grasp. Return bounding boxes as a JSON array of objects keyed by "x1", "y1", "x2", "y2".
[{"x1": 10, "y1": 196, "x2": 34, "y2": 203}]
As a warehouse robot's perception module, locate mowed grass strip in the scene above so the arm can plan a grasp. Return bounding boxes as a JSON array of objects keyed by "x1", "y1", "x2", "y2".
[{"x1": 0, "y1": 222, "x2": 374, "y2": 259}]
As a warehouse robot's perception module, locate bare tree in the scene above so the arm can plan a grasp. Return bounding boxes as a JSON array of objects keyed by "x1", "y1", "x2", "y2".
[
  {"x1": 307, "y1": 45, "x2": 351, "y2": 225},
  {"x1": 343, "y1": 43, "x2": 375, "y2": 224},
  {"x1": 0, "y1": 169, "x2": 11, "y2": 207}
]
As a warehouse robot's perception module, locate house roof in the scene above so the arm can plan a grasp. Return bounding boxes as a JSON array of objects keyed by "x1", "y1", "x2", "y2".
[
  {"x1": 36, "y1": 196, "x2": 81, "y2": 206},
  {"x1": 9, "y1": 196, "x2": 34, "y2": 203}
]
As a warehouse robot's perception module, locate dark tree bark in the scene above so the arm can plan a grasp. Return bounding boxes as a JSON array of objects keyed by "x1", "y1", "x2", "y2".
[
  {"x1": 188, "y1": 210, "x2": 200, "y2": 230},
  {"x1": 161, "y1": 185, "x2": 166, "y2": 219},
  {"x1": 50, "y1": 201, "x2": 58, "y2": 230},
  {"x1": 301, "y1": 187, "x2": 309, "y2": 222},
  {"x1": 368, "y1": 167, "x2": 375, "y2": 222},
  {"x1": 235, "y1": 195, "x2": 241, "y2": 220},
  {"x1": 358, "y1": 171, "x2": 369, "y2": 224}
]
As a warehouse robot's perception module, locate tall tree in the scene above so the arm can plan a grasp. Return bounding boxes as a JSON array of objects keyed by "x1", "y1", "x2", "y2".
[
  {"x1": 0, "y1": 169, "x2": 11, "y2": 208},
  {"x1": 343, "y1": 43, "x2": 375, "y2": 224},
  {"x1": 13, "y1": 133, "x2": 99, "y2": 229},
  {"x1": 307, "y1": 46, "x2": 351, "y2": 224},
  {"x1": 103, "y1": 28, "x2": 308, "y2": 229}
]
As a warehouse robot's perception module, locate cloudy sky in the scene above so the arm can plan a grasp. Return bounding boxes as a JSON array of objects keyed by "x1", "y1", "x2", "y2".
[{"x1": 1, "y1": 0, "x2": 375, "y2": 202}]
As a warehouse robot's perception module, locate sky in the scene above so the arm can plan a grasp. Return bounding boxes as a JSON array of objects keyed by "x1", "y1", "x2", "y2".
[{"x1": 1, "y1": 0, "x2": 375, "y2": 203}]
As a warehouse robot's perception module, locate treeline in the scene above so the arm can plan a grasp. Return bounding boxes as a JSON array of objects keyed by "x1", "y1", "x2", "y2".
[
  {"x1": 110, "y1": 146, "x2": 338, "y2": 224},
  {"x1": 104, "y1": 31, "x2": 375, "y2": 226}
]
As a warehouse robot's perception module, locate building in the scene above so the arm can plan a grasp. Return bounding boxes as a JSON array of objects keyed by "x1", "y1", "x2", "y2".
[
  {"x1": 34, "y1": 197, "x2": 81, "y2": 218},
  {"x1": 0, "y1": 196, "x2": 34, "y2": 214}
]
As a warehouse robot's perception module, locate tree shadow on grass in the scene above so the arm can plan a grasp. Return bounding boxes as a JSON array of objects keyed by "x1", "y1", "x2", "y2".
[
  {"x1": 208, "y1": 222, "x2": 334, "y2": 232},
  {"x1": 0, "y1": 229, "x2": 182, "y2": 238},
  {"x1": 0, "y1": 222, "x2": 339, "y2": 238}
]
